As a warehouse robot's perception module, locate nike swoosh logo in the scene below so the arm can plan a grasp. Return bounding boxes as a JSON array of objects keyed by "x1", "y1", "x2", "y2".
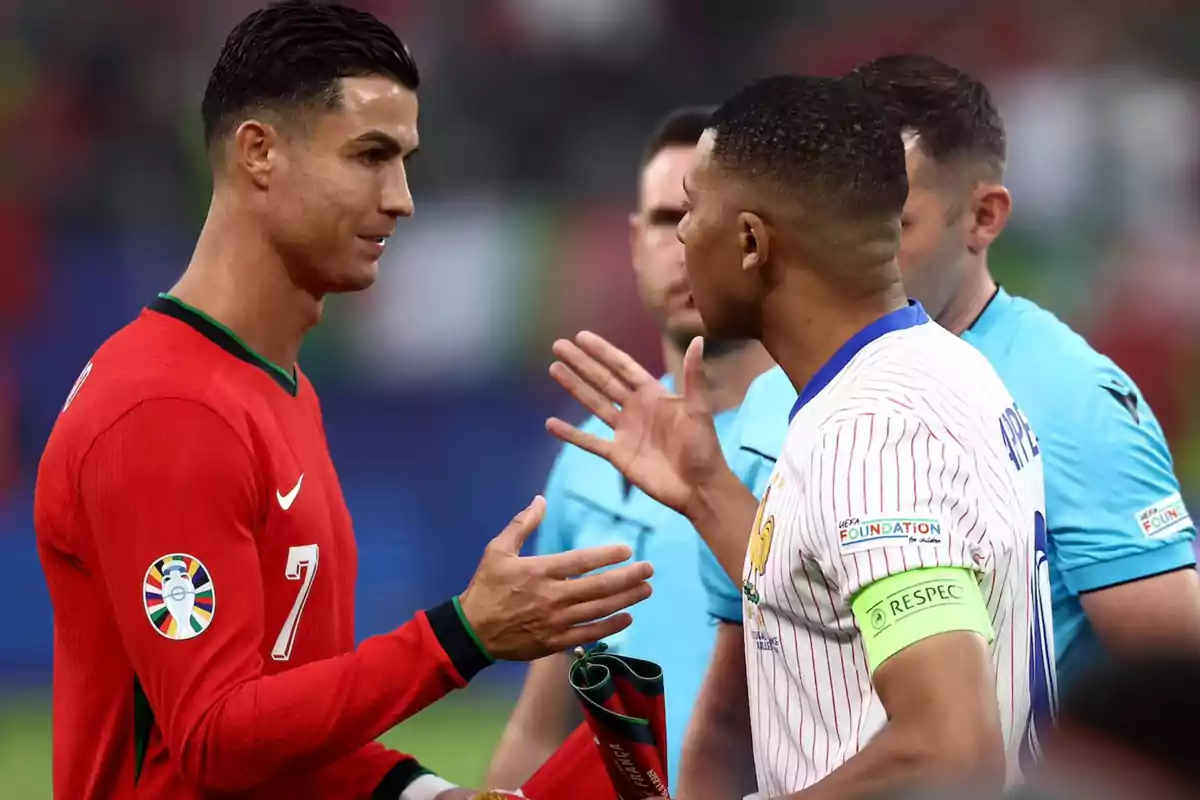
[{"x1": 277, "y1": 474, "x2": 304, "y2": 511}]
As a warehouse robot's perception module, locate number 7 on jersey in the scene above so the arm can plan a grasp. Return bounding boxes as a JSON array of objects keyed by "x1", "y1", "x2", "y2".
[{"x1": 271, "y1": 544, "x2": 319, "y2": 661}]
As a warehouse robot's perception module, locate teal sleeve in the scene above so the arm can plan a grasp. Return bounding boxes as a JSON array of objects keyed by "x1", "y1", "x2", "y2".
[
  {"x1": 700, "y1": 543, "x2": 742, "y2": 623},
  {"x1": 1045, "y1": 378, "x2": 1196, "y2": 595}
]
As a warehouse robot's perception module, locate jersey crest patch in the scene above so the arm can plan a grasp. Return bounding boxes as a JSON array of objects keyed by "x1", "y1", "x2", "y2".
[
  {"x1": 144, "y1": 554, "x2": 215, "y2": 640},
  {"x1": 743, "y1": 485, "x2": 774, "y2": 607}
]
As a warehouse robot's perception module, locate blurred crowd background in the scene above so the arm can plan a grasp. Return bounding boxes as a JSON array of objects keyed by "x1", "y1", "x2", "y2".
[{"x1": 2, "y1": 0, "x2": 1200, "y2": 795}]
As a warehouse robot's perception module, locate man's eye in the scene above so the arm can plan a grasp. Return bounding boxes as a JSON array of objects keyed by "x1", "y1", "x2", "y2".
[{"x1": 358, "y1": 150, "x2": 388, "y2": 165}]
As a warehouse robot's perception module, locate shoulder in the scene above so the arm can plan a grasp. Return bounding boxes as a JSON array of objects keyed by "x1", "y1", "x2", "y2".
[
  {"x1": 808, "y1": 403, "x2": 959, "y2": 452},
  {"x1": 843, "y1": 321, "x2": 1006, "y2": 409},
  {"x1": 974, "y1": 295, "x2": 1158, "y2": 442},
  {"x1": 970, "y1": 293, "x2": 1119, "y2": 398},
  {"x1": 42, "y1": 311, "x2": 264, "y2": 462}
]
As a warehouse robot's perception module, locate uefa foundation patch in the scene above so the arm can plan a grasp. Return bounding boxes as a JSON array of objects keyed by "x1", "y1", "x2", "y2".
[
  {"x1": 144, "y1": 554, "x2": 215, "y2": 640},
  {"x1": 838, "y1": 516, "x2": 943, "y2": 552},
  {"x1": 1135, "y1": 493, "x2": 1193, "y2": 539}
]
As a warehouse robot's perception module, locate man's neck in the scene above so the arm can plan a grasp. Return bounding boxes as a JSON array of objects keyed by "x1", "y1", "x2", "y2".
[
  {"x1": 168, "y1": 195, "x2": 322, "y2": 371},
  {"x1": 760, "y1": 277, "x2": 909, "y2": 399},
  {"x1": 662, "y1": 336, "x2": 775, "y2": 415},
  {"x1": 938, "y1": 258, "x2": 997, "y2": 336}
]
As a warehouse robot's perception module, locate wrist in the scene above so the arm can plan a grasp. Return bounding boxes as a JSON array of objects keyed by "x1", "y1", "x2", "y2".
[
  {"x1": 686, "y1": 462, "x2": 746, "y2": 533},
  {"x1": 424, "y1": 597, "x2": 494, "y2": 683},
  {"x1": 687, "y1": 465, "x2": 760, "y2": 583},
  {"x1": 451, "y1": 594, "x2": 494, "y2": 663}
]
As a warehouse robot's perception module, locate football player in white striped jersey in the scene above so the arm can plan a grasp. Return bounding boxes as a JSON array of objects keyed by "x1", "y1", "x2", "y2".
[{"x1": 547, "y1": 74, "x2": 1047, "y2": 799}]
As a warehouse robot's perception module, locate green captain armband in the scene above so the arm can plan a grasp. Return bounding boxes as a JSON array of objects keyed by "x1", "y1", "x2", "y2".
[{"x1": 851, "y1": 567, "x2": 994, "y2": 674}]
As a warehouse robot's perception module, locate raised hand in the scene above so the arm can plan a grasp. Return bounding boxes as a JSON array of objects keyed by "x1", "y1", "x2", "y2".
[
  {"x1": 458, "y1": 496, "x2": 654, "y2": 662},
  {"x1": 546, "y1": 332, "x2": 727, "y2": 517}
]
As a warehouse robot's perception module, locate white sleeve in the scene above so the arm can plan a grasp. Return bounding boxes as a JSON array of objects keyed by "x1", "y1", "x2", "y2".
[{"x1": 798, "y1": 413, "x2": 992, "y2": 601}]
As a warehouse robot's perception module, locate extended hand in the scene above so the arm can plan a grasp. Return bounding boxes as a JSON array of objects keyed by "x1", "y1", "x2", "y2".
[
  {"x1": 458, "y1": 496, "x2": 653, "y2": 662},
  {"x1": 546, "y1": 332, "x2": 726, "y2": 517}
]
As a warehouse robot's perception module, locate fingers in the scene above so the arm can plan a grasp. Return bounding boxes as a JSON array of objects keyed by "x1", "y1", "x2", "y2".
[
  {"x1": 559, "y1": 560, "x2": 654, "y2": 603},
  {"x1": 549, "y1": 613, "x2": 634, "y2": 652},
  {"x1": 548, "y1": 361, "x2": 619, "y2": 429},
  {"x1": 538, "y1": 541, "x2": 635, "y2": 579},
  {"x1": 551, "y1": 339, "x2": 631, "y2": 407},
  {"x1": 545, "y1": 417, "x2": 614, "y2": 460},
  {"x1": 491, "y1": 496, "x2": 546, "y2": 555},
  {"x1": 575, "y1": 331, "x2": 658, "y2": 391},
  {"x1": 558, "y1": 582, "x2": 653, "y2": 627}
]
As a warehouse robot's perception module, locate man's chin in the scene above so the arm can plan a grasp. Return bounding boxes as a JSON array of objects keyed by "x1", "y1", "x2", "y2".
[
  {"x1": 665, "y1": 326, "x2": 707, "y2": 352},
  {"x1": 668, "y1": 315, "x2": 758, "y2": 356},
  {"x1": 324, "y1": 265, "x2": 379, "y2": 294},
  {"x1": 664, "y1": 309, "x2": 707, "y2": 342},
  {"x1": 666, "y1": 328, "x2": 747, "y2": 359}
]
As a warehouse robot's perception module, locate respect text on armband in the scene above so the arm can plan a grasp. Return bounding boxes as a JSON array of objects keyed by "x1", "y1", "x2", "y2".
[{"x1": 864, "y1": 577, "x2": 969, "y2": 635}]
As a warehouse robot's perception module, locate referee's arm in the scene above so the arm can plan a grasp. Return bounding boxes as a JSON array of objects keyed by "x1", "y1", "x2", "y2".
[
  {"x1": 676, "y1": 621, "x2": 757, "y2": 800},
  {"x1": 1056, "y1": 382, "x2": 1200, "y2": 656}
]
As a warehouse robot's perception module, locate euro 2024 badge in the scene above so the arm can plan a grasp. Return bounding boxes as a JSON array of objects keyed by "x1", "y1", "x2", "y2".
[{"x1": 144, "y1": 554, "x2": 215, "y2": 640}]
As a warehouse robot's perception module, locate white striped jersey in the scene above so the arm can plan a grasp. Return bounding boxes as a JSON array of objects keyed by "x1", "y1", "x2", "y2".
[{"x1": 741, "y1": 303, "x2": 1052, "y2": 795}]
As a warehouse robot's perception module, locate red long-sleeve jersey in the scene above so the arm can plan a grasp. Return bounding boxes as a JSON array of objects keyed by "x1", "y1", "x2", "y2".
[{"x1": 34, "y1": 294, "x2": 493, "y2": 799}]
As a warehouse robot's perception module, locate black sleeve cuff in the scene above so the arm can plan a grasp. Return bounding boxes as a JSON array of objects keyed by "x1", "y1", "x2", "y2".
[
  {"x1": 371, "y1": 758, "x2": 430, "y2": 799},
  {"x1": 426, "y1": 597, "x2": 493, "y2": 682}
]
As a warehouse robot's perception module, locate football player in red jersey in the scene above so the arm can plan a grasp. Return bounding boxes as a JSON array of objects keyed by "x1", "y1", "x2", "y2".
[{"x1": 32, "y1": 3, "x2": 652, "y2": 799}]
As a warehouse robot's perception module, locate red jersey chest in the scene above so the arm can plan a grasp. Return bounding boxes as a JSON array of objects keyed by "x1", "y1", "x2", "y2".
[{"x1": 249, "y1": 387, "x2": 357, "y2": 670}]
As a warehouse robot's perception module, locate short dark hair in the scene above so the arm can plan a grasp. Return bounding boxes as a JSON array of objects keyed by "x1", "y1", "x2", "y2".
[
  {"x1": 846, "y1": 55, "x2": 1006, "y2": 174},
  {"x1": 201, "y1": 0, "x2": 420, "y2": 149},
  {"x1": 708, "y1": 75, "x2": 908, "y2": 221},
  {"x1": 640, "y1": 105, "x2": 716, "y2": 169}
]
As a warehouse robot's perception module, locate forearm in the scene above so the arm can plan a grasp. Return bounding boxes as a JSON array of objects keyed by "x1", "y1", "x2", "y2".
[
  {"x1": 1081, "y1": 568, "x2": 1200, "y2": 656},
  {"x1": 485, "y1": 654, "x2": 581, "y2": 789},
  {"x1": 687, "y1": 464, "x2": 760, "y2": 583},
  {"x1": 676, "y1": 716, "x2": 757, "y2": 800},
  {"x1": 175, "y1": 601, "x2": 488, "y2": 791},
  {"x1": 778, "y1": 719, "x2": 1004, "y2": 800},
  {"x1": 485, "y1": 725, "x2": 558, "y2": 791},
  {"x1": 677, "y1": 624, "x2": 757, "y2": 800}
]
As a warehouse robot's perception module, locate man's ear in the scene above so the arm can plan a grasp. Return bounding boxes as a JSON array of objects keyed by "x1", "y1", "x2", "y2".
[
  {"x1": 739, "y1": 211, "x2": 769, "y2": 273},
  {"x1": 232, "y1": 119, "x2": 280, "y2": 190},
  {"x1": 967, "y1": 183, "x2": 1011, "y2": 254}
]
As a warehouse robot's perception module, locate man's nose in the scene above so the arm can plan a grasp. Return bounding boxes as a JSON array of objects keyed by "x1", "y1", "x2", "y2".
[{"x1": 381, "y1": 163, "x2": 414, "y2": 219}]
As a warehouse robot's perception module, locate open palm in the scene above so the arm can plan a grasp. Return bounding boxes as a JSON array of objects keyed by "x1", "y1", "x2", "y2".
[{"x1": 547, "y1": 332, "x2": 724, "y2": 517}]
